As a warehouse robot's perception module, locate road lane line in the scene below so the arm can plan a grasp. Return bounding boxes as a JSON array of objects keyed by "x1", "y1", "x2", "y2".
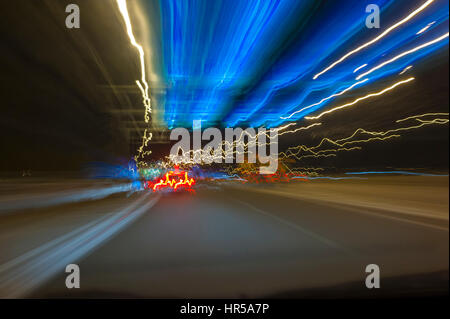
[
  {"x1": 328, "y1": 202, "x2": 449, "y2": 232},
  {"x1": 0, "y1": 192, "x2": 160, "y2": 298},
  {"x1": 230, "y1": 198, "x2": 355, "y2": 255},
  {"x1": 237, "y1": 187, "x2": 449, "y2": 232},
  {"x1": 0, "y1": 214, "x2": 111, "y2": 275}
]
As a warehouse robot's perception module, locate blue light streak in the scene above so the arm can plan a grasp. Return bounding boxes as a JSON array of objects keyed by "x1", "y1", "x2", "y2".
[{"x1": 151, "y1": 0, "x2": 448, "y2": 129}]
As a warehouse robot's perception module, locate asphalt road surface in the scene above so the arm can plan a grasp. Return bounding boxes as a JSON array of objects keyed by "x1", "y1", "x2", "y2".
[{"x1": 0, "y1": 176, "x2": 448, "y2": 298}]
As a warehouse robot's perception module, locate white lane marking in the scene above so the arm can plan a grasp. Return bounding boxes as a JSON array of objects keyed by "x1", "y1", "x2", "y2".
[
  {"x1": 331, "y1": 202, "x2": 449, "y2": 232},
  {"x1": 0, "y1": 214, "x2": 111, "y2": 274},
  {"x1": 241, "y1": 187, "x2": 449, "y2": 232},
  {"x1": 0, "y1": 192, "x2": 160, "y2": 298},
  {"x1": 231, "y1": 198, "x2": 355, "y2": 255}
]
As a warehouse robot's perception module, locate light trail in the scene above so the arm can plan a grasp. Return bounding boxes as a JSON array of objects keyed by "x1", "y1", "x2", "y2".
[
  {"x1": 116, "y1": 0, "x2": 153, "y2": 164},
  {"x1": 399, "y1": 65, "x2": 413, "y2": 75},
  {"x1": 312, "y1": 0, "x2": 435, "y2": 79},
  {"x1": 396, "y1": 112, "x2": 449, "y2": 123},
  {"x1": 353, "y1": 64, "x2": 368, "y2": 73},
  {"x1": 282, "y1": 146, "x2": 363, "y2": 158},
  {"x1": 167, "y1": 113, "x2": 447, "y2": 171},
  {"x1": 230, "y1": 122, "x2": 322, "y2": 145},
  {"x1": 305, "y1": 77, "x2": 415, "y2": 120},
  {"x1": 338, "y1": 135, "x2": 400, "y2": 147},
  {"x1": 230, "y1": 123, "x2": 295, "y2": 143},
  {"x1": 281, "y1": 79, "x2": 369, "y2": 120},
  {"x1": 278, "y1": 123, "x2": 322, "y2": 136},
  {"x1": 279, "y1": 135, "x2": 399, "y2": 161},
  {"x1": 279, "y1": 114, "x2": 448, "y2": 162},
  {"x1": 336, "y1": 118, "x2": 449, "y2": 144},
  {"x1": 279, "y1": 152, "x2": 337, "y2": 161},
  {"x1": 416, "y1": 118, "x2": 448, "y2": 124},
  {"x1": 223, "y1": 123, "x2": 322, "y2": 152},
  {"x1": 170, "y1": 113, "x2": 447, "y2": 166},
  {"x1": 417, "y1": 21, "x2": 436, "y2": 35},
  {"x1": 287, "y1": 167, "x2": 322, "y2": 177},
  {"x1": 116, "y1": 0, "x2": 152, "y2": 119},
  {"x1": 168, "y1": 122, "x2": 321, "y2": 165},
  {"x1": 135, "y1": 129, "x2": 153, "y2": 161},
  {"x1": 356, "y1": 32, "x2": 449, "y2": 80},
  {"x1": 150, "y1": 171, "x2": 195, "y2": 191}
]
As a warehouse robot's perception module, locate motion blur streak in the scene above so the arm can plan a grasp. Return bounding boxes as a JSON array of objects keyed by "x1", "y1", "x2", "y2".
[
  {"x1": 353, "y1": 64, "x2": 368, "y2": 73},
  {"x1": 336, "y1": 118, "x2": 449, "y2": 143},
  {"x1": 168, "y1": 122, "x2": 322, "y2": 166},
  {"x1": 356, "y1": 32, "x2": 449, "y2": 80},
  {"x1": 399, "y1": 65, "x2": 413, "y2": 74},
  {"x1": 396, "y1": 112, "x2": 449, "y2": 122},
  {"x1": 167, "y1": 121, "x2": 314, "y2": 165},
  {"x1": 305, "y1": 77, "x2": 415, "y2": 120},
  {"x1": 312, "y1": 0, "x2": 435, "y2": 80},
  {"x1": 280, "y1": 146, "x2": 364, "y2": 161},
  {"x1": 116, "y1": 0, "x2": 151, "y2": 119},
  {"x1": 278, "y1": 123, "x2": 322, "y2": 137},
  {"x1": 0, "y1": 194, "x2": 160, "y2": 298},
  {"x1": 226, "y1": 0, "x2": 448, "y2": 127},
  {"x1": 417, "y1": 21, "x2": 436, "y2": 34},
  {"x1": 281, "y1": 79, "x2": 369, "y2": 120},
  {"x1": 119, "y1": 0, "x2": 450, "y2": 130},
  {"x1": 116, "y1": 0, "x2": 153, "y2": 165},
  {"x1": 279, "y1": 113, "x2": 447, "y2": 162},
  {"x1": 0, "y1": 183, "x2": 135, "y2": 213}
]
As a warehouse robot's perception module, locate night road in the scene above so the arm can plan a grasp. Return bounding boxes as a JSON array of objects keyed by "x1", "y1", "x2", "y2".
[{"x1": 0, "y1": 176, "x2": 447, "y2": 298}]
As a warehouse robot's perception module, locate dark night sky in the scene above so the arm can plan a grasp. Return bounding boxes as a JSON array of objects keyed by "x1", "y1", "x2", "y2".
[
  {"x1": 1, "y1": 0, "x2": 140, "y2": 172},
  {"x1": 0, "y1": 0, "x2": 448, "y2": 173}
]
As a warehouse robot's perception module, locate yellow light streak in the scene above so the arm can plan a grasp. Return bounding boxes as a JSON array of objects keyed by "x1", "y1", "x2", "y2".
[
  {"x1": 399, "y1": 65, "x2": 413, "y2": 75},
  {"x1": 281, "y1": 114, "x2": 447, "y2": 163},
  {"x1": 278, "y1": 123, "x2": 322, "y2": 137},
  {"x1": 305, "y1": 77, "x2": 415, "y2": 120},
  {"x1": 336, "y1": 119, "x2": 448, "y2": 144},
  {"x1": 116, "y1": 0, "x2": 151, "y2": 117},
  {"x1": 396, "y1": 112, "x2": 449, "y2": 123},
  {"x1": 169, "y1": 122, "x2": 322, "y2": 165},
  {"x1": 116, "y1": 0, "x2": 153, "y2": 162},
  {"x1": 281, "y1": 79, "x2": 369, "y2": 120}
]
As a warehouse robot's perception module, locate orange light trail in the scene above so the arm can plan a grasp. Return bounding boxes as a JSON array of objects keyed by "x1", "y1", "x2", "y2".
[{"x1": 152, "y1": 171, "x2": 195, "y2": 191}]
